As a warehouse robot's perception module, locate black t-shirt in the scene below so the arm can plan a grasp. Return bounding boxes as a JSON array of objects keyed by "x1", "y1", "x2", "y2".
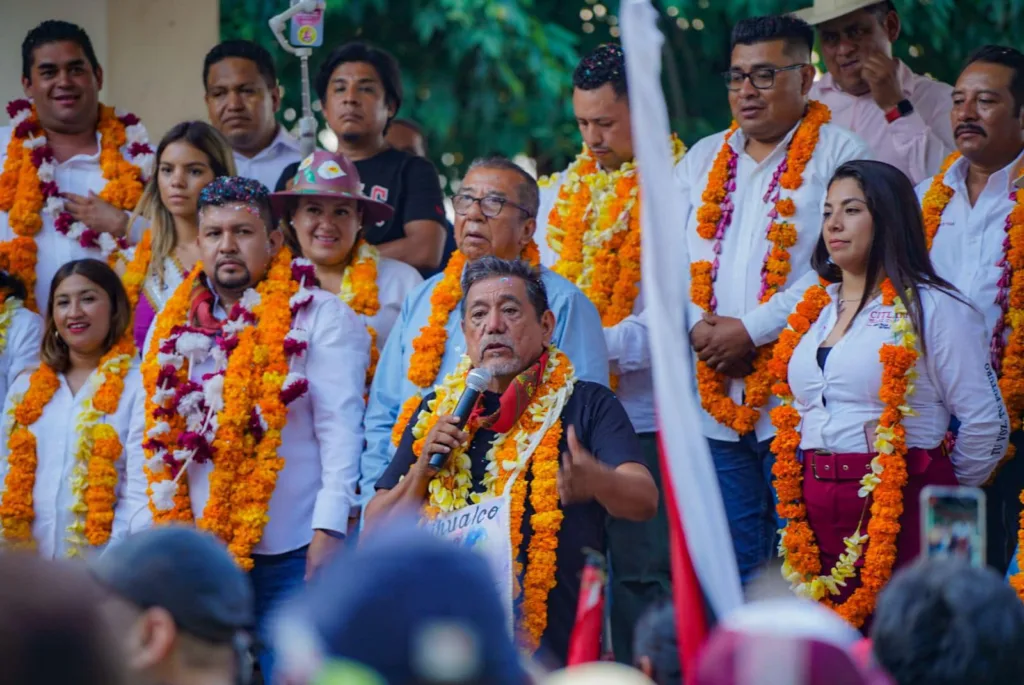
[
  {"x1": 353, "y1": 148, "x2": 447, "y2": 272},
  {"x1": 376, "y1": 380, "x2": 645, "y2": 666}
]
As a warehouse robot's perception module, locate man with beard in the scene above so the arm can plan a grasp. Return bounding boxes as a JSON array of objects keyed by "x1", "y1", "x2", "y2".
[
  {"x1": 914, "y1": 45, "x2": 1024, "y2": 574},
  {"x1": 358, "y1": 156, "x2": 609, "y2": 525},
  {"x1": 0, "y1": 20, "x2": 153, "y2": 309},
  {"x1": 796, "y1": 0, "x2": 954, "y2": 184},
  {"x1": 315, "y1": 42, "x2": 447, "y2": 276},
  {"x1": 126, "y1": 176, "x2": 369, "y2": 682},
  {"x1": 366, "y1": 256, "x2": 657, "y2": 666},
  {"x1": 204, "y1": 39, "x2": 302, "y2": 192}
]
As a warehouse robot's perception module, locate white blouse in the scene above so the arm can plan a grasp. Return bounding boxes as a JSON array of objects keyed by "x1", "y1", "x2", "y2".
[
  {"x1": 0, "y1": 307, "x2": 43, "y2": 407},
  {"x1": 0, "y1": 364, "x2": 144, "y2": 559},
  {"x1": 789, "y1": 284, "x2": 1008, "y2": 486},
  {"x1": 364, "y1": 256, "x2": 423, "y2": 348}
]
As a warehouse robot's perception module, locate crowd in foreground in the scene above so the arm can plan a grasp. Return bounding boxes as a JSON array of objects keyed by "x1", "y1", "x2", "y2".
[{"x1": 3, "y1": 0, "x2": 1024, "y2": 681}]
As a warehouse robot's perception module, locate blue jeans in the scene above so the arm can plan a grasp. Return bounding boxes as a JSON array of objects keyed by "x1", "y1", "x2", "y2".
[
  {"x1": 251, "y1": 545, "x2": 308, "y2": 681},
  {"x1": 707, "y1": 433, "x2": 780, "y2": 584}
]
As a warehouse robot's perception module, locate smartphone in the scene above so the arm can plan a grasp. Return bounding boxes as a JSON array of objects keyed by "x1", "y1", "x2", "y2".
[{"x1": 920, "y1": 485, "x2": 986, "y2": 567}]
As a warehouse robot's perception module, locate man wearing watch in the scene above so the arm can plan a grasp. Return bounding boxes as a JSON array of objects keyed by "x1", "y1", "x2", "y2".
[{"x1": 795, "y1": 0, "x2": 954, "y2": 184}]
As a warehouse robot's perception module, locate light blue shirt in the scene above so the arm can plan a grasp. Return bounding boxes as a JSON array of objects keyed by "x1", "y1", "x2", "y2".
[{"x1": 358, "y1": 266, "x2": 610, "y2": 504}]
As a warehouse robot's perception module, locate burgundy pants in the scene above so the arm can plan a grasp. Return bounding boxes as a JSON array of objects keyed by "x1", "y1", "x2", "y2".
[{"x1": 801, "y1": 447, "x2": 957, "y2": 610}]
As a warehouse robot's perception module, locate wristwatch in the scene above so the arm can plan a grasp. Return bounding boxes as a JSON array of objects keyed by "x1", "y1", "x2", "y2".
[{"x1": 885, "y1": 99, "x2": 914, "y2": 123}]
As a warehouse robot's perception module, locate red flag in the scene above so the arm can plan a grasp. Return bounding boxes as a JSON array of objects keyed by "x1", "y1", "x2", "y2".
[{"x1": 566, "y1": 553, "x2": 606, "y2": 665}]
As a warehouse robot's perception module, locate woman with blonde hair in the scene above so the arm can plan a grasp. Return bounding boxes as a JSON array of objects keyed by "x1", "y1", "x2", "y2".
[
  {"x1": 0, "y1": 259, "x2": 143, "y2": 559},
  {"x1": 119, "y1": 121, "x2": 235, "y2": 349}
]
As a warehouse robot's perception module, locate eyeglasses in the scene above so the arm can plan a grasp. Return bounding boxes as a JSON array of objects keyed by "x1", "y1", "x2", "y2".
[
  {"x1": 722, "y1": 64, "x2": 807, "y2": 91},
  {"x1": 452, "y1": 193, "x2": 533, "y2": 219}
]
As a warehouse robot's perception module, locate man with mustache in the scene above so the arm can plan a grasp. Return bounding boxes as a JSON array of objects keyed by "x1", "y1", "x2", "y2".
[
  {"x1": 128, "y1": 176, "x2": 370, "y2": 682},
  {"x1": 365, "y1": 256, "x2": 657, "y2": 666},
  {"x1": 358, "y1": 156, "x2": 608, "y2": 528},
  {"x1": 204, "y1": 39, "x2": 302, "y2": 192},
  {"x1": 316, "y1": 42, "x2": 448, "y2": 277},
  {"x1": 795, "y1": 0, "x2": 954, "y2": 185},
  {"x1": 0, "y1": 20, "x2": 153, "y2": 309},
  {"x1": 674, "y1": 14, "x2": 870, "y2": 584},
  {"x1": 533, "y1": 43, "x2": 681, "y2": 664},
  {"x1": 914, "y1": 45, "x2": 1024, "y2": 574}
]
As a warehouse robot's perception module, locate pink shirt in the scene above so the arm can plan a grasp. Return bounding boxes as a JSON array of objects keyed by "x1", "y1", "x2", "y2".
[{"x1": 810, "y1": 61, "x2": 954, "y2": 185}]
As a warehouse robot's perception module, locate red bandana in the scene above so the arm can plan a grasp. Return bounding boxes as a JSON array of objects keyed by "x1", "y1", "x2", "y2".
[
  {"x1": 187, "y1": 285, "x2": 224, "y2": 335},
  {"x1": 469, "y1": 351, "x2": 549, "y2": 434}
]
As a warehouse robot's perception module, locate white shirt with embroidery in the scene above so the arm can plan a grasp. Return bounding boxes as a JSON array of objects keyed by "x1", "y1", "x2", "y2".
[
  {"x1": 914, "y1": 148, "x2": 1024, "y2": 340},
  {"x1": 788, "y1": 284, "x2": 1007, "y2": 486},
  {"x1": 674, "y1": 119, "x2": 871, "y2": 443},
  {"x1": 0, "y1": 364, "x2": 144, "y2": 559}
]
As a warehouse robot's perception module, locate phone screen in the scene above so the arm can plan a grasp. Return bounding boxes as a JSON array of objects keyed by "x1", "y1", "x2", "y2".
[{"x1": 921, "y1": 486, "x2": 986, "y2": 568}]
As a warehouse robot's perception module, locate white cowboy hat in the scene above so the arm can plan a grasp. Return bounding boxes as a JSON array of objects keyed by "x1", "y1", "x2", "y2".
[{"x1": 793, "y1": 0, "x2": 890, "y2": 26}]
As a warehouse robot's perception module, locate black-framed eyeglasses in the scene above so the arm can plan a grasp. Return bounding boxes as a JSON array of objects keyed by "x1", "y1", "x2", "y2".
[
  {"x1": 452, "y1": 193, "x2": 533, "y2": 219},
  {"x1": 722, "y1": 64, "x2": 807, "y2": 91}
]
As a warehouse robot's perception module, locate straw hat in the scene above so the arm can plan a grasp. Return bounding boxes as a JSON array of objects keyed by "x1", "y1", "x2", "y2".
[
  {"x1": 269, "y1": 150, "x2": 394, "y2": 226},
  {"x1": 794, "y1": 0, "x2": 889, "y2": 26}
]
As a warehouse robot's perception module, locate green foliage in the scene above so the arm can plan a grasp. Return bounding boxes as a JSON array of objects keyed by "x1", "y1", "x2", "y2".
[{"x1": 222, "y1": 0, "x2": 1024, "y2": 181}]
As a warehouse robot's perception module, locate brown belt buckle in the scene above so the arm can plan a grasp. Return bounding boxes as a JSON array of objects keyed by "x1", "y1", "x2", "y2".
[{"x1": 812, "y1": 449, "x2": 834, "y2": 480}]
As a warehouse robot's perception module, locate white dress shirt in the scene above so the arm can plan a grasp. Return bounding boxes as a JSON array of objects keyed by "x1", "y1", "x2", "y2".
[
  {"x1": 915, "y1": 149, "x2": 1024, "y2": 339},
  {"x1": 0, "y1": 364, "x2": 145, "y2": 559},
  {"x1": 365, "y1": 256, "x2": 423, "y2": 348},
  {"x1": 0, "y1": 307, "x2": 42, "y2": 406},
  {"x1": 533, "y1": 175, "x2": 654, "y2": 431},
  {"x1": 810, "y1": 61, "x2": 954, "y2": 185},
  {"x1": 0, "y1": 126, "x2": 148, "y2": 308},
  {"x1": 127, "y1": 288, "x2": 369, "y2": 554},
  {"x1": 675, "y1": 118, "x2": 871, "y2": 442},
  {"x1": 789, "y1": 284, "x2": 1008, "y2": 486},
  {"x1": 232, "y1": 127, "x2": 303, "y2": 192}
]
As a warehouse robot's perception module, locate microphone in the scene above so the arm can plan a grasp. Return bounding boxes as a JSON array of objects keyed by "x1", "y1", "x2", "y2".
[{"x1": 428, "y1": 367, "x2": 493, "y2": 471}]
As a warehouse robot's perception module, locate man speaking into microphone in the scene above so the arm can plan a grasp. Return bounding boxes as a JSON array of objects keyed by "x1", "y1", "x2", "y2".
[{"x1": 365, "y1": 256, "x2": 657, "y2": 666}]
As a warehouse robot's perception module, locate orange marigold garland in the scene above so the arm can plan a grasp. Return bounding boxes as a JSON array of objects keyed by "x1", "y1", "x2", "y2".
[
  {"x1": 391, "y1": 242, "x2": 542, "y2": 447},
  {"x1": 691, "y1": 101, "x2": 830, "y2": 435},
  {"x1": 122, "y1": 229, "x2": 154, "y2": 311},
  {"x1": 142, "y1": 251, "x2": 315, "y2": 569},
  {"x1": 771, "y1": 279, "x2": 918, "y2": 627},
  {"x1": 409, "y1": 347, "x2": 575, "y2": 651},
  {"x1": 339, "y1": 239, "x2": 382, "y2": 383},
  {"x1": 0, "y1": 100, "x2": 153, "y2": 310},
  {"x1": 920, "y1": 151, "x2": 961, "y2": 251}
]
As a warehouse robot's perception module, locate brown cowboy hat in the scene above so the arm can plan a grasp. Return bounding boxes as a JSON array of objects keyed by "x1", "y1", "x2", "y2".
[{"x1": 269, "y1": 150, "x2": 394, "y2": 226}]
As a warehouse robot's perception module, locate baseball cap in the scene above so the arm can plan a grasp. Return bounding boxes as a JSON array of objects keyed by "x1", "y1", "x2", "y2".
[
  {"x1": 286, "y1": 518, "x2": 527, "y2": 685},
  {"x1": 92, "y1": 526, "x2": 254, "y2": 643}
]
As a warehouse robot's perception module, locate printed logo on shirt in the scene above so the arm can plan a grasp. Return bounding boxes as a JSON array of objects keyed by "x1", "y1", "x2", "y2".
[{"x1": 866, "y1": 310, "x2": 908, "y2": 330}]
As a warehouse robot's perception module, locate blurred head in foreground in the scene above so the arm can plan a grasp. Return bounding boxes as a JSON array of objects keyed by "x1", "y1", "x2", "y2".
[
  {"x1": 275, "y1": 518, "x2": 528, "y2": 685},
  {"x1": 93, "y1": 526, "x2": 255, "y2": 685},
  {"x1": 0, "y1": 551, "x2": 125, "y2": 685},
  {"x1": 633, "y1": 599, "x2": 682, "y2": 685},
  {"x1": 693, "y1": 597, "x2": 892, "y2": 685},
  {"x1": 543, "y1": 662, "x2": 656, "y2": 685},
  {"x1": 871, "y1": 557, "x2": 1024, "y2": 685}
]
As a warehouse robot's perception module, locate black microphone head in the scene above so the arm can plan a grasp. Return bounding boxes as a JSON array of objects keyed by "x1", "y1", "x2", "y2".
[{"x1": 465, "y1": 367, "x2": 493, "y2": 392}]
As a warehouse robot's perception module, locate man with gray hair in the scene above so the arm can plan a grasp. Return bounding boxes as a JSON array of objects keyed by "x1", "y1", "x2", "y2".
[
  {"x1": 366, "y1": 256, "x2": 656, "y2": 666},
  {"x1": 358, "y1": 157, "x2": 610, "y2": 524}
]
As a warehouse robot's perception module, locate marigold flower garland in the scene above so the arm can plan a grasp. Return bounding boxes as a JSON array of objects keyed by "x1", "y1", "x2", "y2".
[
  {"x1": 141, "y1": 250, "x2": 315, "y2": 569},
  {"x1": 0, "y1": 329, "x2": 136, "y2": 554},
  {"x1": 690, "y1": 100, "x2": 830, "y2": 434},
  {"x1": 0, "y1": 100, "x2": 153, "y2": 310},
  {"x1": 338, "y1": 239, "x2": 381, "y2": 384},
  {"x1": 407, "y1": 347, "x2": 575, "y2": 651},
  {"x1": 121, "y1": 229, "x2": 154, "y2": 311},
  {"x1": 771, "y1": 279, "x2": 918, "y2": 628},
  {"x1": 921, "y1": 152, "x2": 1024, "y2": 596},
  {"x1": 391, "y1": 242, "x2": 542, "y2": 447},
  {"x1": 0, "y1": 294, "x2": 23, "y2": 357}
]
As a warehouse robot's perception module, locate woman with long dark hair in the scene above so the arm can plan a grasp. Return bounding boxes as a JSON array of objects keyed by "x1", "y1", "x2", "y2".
[
  {"x1": 0, "y1": 259, "x2": 143, "y2": 559},
  {"x1": 769, "y1": 160, "x2": 1008, "y2": 627},
  {"x1": 119, "y1": 121, "x2": 236, "y2": 350}
]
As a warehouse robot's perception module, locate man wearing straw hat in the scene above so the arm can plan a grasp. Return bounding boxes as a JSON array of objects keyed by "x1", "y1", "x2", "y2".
[{"x1": 795, "y1": 0, "x2": 954, "y2": 184}]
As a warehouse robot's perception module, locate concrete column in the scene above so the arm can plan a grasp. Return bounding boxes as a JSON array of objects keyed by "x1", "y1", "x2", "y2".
[{"x1": 0, "y1": 0, "x2": 219, "y2": 143}]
